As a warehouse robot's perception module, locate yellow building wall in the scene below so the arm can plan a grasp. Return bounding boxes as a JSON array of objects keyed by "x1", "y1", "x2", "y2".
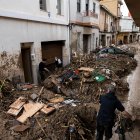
[
  {"x1": 117, "y1": 33, "x2": 129, "y2": 43},
  {"x1": 100, "y1": 0, "x2": 118, "y2": 17},
  {"x1": 117, "y1": 34, "x2": 124, "y2": 41}
]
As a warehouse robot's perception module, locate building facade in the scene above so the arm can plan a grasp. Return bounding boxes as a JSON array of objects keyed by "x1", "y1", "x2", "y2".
[
  {"x1": 99, "y1": 5, "x2": 117, "y2": 47},
  {"x1": 69, "y1": 0, "x2": 100, "y2": 54},
  {"x1": 100, "y1": 0, "x2": 123, "y2": 41},
  {"x1": 0, "y1": 0, "x2": 70, "y2": 84},
  {"x1": 117, "y1": 16, "x2": 140, "y2": 44}
]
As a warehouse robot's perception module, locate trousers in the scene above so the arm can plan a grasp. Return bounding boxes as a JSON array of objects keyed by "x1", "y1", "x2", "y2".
[{"x1": 96, "y1": 121, "x2": 113, "y2": 140}]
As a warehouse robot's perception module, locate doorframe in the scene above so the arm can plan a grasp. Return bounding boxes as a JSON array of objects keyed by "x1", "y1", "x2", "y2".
[
  {"x1": 21, "y1": 42, "x2": 34, "y2": 83},
  {"x1": 83, "y1": 34, "x2": 91, "y2": 54}
]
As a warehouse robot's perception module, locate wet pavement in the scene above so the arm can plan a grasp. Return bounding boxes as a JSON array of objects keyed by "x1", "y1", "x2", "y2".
[
  {"x1": 127, "y1": 52, "x2": 140, "y2": 116},
  {"x1": 112, "y1": 43, "x2": 140, "y2": 140}
]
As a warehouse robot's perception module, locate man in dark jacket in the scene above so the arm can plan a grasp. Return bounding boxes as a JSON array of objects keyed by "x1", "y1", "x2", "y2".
[
  {"x1": 96, "y1": 84, "x2": 131, "y2": 140},
  {"x1": 39, "y1": 59, "x2": 50, "y2": 81}
]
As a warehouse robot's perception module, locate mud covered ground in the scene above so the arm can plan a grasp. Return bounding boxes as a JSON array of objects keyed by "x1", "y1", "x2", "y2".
[{"x1": 0, "y1": 51, "x2": 137, "y2": 140}]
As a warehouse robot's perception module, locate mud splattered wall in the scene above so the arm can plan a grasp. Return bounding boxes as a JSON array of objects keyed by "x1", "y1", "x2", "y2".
[
  {"x1": 0, "y1": 50, "x2": 23, "y2": 79},
  {"x1": 0, "y1": 17, "x2": 70, "y2": 83}
]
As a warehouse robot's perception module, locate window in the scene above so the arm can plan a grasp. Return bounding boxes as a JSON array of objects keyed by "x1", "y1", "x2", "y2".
[
  {"x1": 86, "y1": 0, "x2": 89, "y2": 11},
  {"x1": 57, "y1": 0, "x2": 61, "y2": 15},
  {"x1": 40, "y1": 0, "x2": 46, "y2": 11},
  {"x1": 93, "y1": 2, "x2": 96, "y2": 13},
  {"x1": 77, "y1": 0, "x2": 81, "y2": 13},
  {"x1": 108, "y1": 48, "x2": 114, "y2": 54}
]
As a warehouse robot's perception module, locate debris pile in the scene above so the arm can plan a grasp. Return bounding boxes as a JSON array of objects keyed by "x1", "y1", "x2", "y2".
[
  {"x1": 45, "y1": 54, "x2": 137, "y2": 102},
  {"x1": 28, "y1": 104, "x2": 97, "y2": 140},
  {"x1": 0, "y1": 53, "x2": 137, "y2": 140}
]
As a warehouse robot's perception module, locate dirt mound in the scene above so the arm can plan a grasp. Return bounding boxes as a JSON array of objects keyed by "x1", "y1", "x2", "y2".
[
  {"x1": 44, "y1": 54, "x2": 137, "y2": 103},
  {"x1": 28, "y1": 104, "x2": 97, "y2": 140},
  {"x1": 0, "y1": 53, "x2": 137, "y2": 140}
]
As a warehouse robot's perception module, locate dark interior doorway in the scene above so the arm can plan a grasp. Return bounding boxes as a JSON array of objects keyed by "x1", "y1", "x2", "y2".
[
  {"x1": 21, "y1": 43, "x2": 33, "y2": 83},
  {"x1": 129, "y1": 35, "x2": 133, "y2": 43},
  {"x1": 83, "y1": 34, "x2": 89, "y2": 53},
  {"x1": 41, "y1": 41, "x2": 64, "y2": 71},
  {"x1": 123, "y1": 36, "x2": 128, "y2": 44},
  {"x1": 101, "y1": 35, "x2": 106, "y2": 46}
]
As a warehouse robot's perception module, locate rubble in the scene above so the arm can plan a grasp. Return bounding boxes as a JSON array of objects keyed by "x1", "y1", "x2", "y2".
[{"x1": 0, "y1": 53, "x2": 137, "y2": 140}]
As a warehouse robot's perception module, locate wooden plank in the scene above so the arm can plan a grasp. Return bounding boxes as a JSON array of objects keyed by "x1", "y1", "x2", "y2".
[
  {"x1": 17, "y1": 102, "x2": 44, "y2": 123},
  {"x1": 12, "y1": 124, "x2": 30, "y2": 132},
  {"x1": 10, "y1": 97, "x2": 26, "y2": 110},
  {"x1": 49, "y1": 97, "x2": 64, "y2": 103},
  {"x1": 17, "y1": 113, "x2": 28, "y2": 124},
  {"x1": 78, "y1": 67, "x2": 94, "y2": 72},
  {"x1": 41, "y1": 105, "x2": 55, "y2": 115},
  {"x1": 7, "y1": 107, "x2": 23, "y2": 116}
]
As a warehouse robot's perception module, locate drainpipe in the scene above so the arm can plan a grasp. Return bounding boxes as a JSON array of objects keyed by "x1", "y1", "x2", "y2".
[
  {"x1": 68, "y1": 0, "x2": 72, "y2": 62},
  {"x1": 116, "y1": 1, "x2": 120, "y2": 46}
]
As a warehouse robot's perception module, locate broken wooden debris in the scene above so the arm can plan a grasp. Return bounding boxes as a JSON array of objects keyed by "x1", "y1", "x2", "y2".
[
  {"x1": 38, "y1": 86, "x2": 44, "y2": 96},
  {"x1": 17, "y1": 102, "x2": 44, "y2": 123},
  {"x1": 41, "y1": 105, "x2": 55, "y2": 115},
  {"x1": 78, "y1": 67, "x2": 94, "y2": 72},
  {"x1": 9, "y1": 97, "x2": 26, "y2": 110},
  {"x1": 49, "y1": 97, "x2": 64, "y2": 103},
  {"x1": 7, "y1": 107, "x2": 23, "y2": 116}
]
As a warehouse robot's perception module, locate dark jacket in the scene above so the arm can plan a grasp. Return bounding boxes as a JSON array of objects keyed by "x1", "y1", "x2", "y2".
[
  {"x1": 39, "y1": 62, "x2": 46, "y2": 72},
  {"x1": 97, "y1": 92, "x2": 125, "y2": 124}
]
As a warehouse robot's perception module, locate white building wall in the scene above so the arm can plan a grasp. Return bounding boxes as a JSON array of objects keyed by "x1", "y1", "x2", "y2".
[
  {"x1": 0, "y1": 0, "x2": 70, "y2": 84},
  {"x1": 0, "y1": 0, "x2": 69, "y2": 25},
  {"x1": 70, "y1": 0, "x2": 100, "y2": 54},
  {"x1": 120, "y1": 17, "x2": 133, "y2": 32},
  {"x1": 70, "y1": 0, "x2": 100, "y2": 25},
  {"x1": 119, "y1": 16, "x2": 139, "y2": 33}
]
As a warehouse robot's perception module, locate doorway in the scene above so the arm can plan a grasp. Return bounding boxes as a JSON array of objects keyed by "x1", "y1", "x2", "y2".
[
  {"x1": 101, "y1": 35, "x2": 106, "y2": 46},
  {"x1": 129, "y1": 35, "x2": 133, "y2": 43},
  {"x1": 41, "y1": 41, "x2": 64, "y2": 71},
  {"x1": 83, "y1": 34, "x2": 90, "y2": 53},
  {"x1": 112, "y1": 35, "x2": 115, "y2": 44},
  {"x1": 107, "y1": 36, "x2": 111, "y2": 46},
  {"x1": 21, "y1": 43, "x2": 33, "y2": 83},
  {"x1": 123, "y1": 36, "x2": 128, "y2": 44}
]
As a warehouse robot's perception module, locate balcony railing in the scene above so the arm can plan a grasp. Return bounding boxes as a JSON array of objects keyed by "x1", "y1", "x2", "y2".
[{"x1": 83, "y1": 10, "x2": 98, "y2": 19}]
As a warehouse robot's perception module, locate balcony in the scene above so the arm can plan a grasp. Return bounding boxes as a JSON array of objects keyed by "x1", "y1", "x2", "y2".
[
  {"x1": 83, "y1": 10, "x2": 98, "y2": 18},
  {"x1": 82, "y1": 10, "x2": 99, "y2": 26}
]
